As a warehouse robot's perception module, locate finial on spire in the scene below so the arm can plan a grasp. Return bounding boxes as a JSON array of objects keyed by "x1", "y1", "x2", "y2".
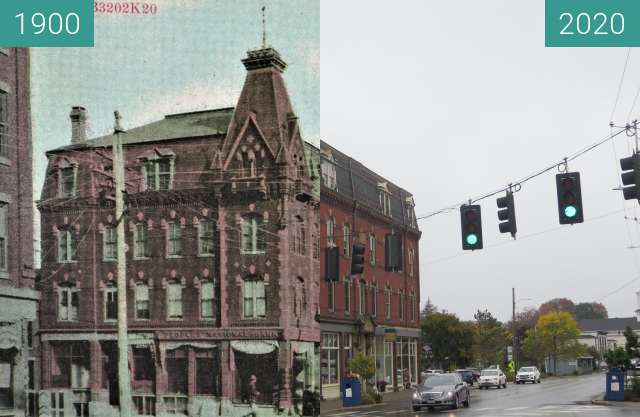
[{"x1": 262, "y1": 5, "x2": 267, "y2": 49}]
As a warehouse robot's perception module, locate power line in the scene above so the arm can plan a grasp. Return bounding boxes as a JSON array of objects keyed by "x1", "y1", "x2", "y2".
[{"x1": 610, "y1": 48, "x2": 632, "y2": 123}]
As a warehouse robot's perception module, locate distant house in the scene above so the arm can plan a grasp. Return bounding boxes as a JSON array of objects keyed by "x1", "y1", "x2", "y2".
[{"x1": 578, "y1": 317, "x2": 640, "y2": 355}]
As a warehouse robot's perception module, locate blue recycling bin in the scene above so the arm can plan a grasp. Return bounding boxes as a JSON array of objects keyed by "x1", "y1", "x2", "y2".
[
  {"x1": 341, "y1": 377, "x2": 361, "y2": 407},
  {"x1": 606, "y1": 369, "x2": 625, "y2": 401}
]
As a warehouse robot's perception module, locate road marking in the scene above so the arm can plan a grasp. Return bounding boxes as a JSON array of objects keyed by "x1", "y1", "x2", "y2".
[
  {"x1": 506, "y1": 406, "x2": 529, "y2": 410},
  {"x1": 475, "y1": 407, "x2": 497, "y2": 411}
]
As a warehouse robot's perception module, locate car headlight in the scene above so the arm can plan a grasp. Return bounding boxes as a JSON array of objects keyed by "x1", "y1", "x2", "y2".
[
  {"x1": 447, "y1": 391, "x2": 453, "y2": 397},
  {"x1": 412, "y1": 391, "x2": 420, "y2": 399}
]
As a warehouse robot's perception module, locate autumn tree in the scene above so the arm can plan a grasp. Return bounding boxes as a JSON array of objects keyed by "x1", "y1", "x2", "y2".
[
  {"x1": 532, "y1": 311, "x2": 583, "y2": 375},
  {"x1": 421, "y1": 312, "x2": 474, "y2": 370},
  {"x1": 538, "y1": 298, "x2": 576, "y2": 316},
  {"x1": 574, "y1": 302, "x2": 608, "y2": 320}
]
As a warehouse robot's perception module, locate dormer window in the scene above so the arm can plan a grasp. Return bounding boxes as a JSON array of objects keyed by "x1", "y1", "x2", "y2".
[
  {"x1": 141, "y1": 149, "x2": 175, "y2": 191},
  {"x1": 321, "y1": 151, "x2": 337, "y2": 190},
  {"x1": 405, "y1": 196, "x2": 416, "y2": 227},
  {"x1": 378, "y1": 182, "x2": 392, "y2": 217},
  {"x1": 58, "y1": 160, "x2": 79, "y2": 198}
]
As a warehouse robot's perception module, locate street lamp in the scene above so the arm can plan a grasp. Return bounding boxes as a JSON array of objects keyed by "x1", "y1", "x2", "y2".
[{"x1": 512, "y1": 289, "x2": 534, "y2": 371}]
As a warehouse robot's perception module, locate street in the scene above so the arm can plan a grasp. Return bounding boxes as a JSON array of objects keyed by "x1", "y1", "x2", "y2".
[{"x1": 321, "y1": 373, "x2": 639, "y2": 416}]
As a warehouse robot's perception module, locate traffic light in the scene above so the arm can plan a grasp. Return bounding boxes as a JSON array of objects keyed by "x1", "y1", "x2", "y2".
[
  {"x1": 496, "y1": 191, "x2": 517, "y2": 238},
  {"x1": 325, "y1": 246, "x2": 339, "y2": 282},
  {"x1": 351, "y1": 243, "x2": 365, "y2": 274},
  {"x1": 620, "y1": 152, "x2": 640, "y2": 200},
  {"x1": 555, "y1": 172, "x2": 584, "y2": 224},
  {"x1": 460, "y1": 204, "x2": 483, "y2": 250}
]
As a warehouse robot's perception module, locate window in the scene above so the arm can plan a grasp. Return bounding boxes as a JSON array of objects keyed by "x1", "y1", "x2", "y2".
[
  {"x1": 326, "y1": 218, "x2": 335, "y2": 247},
  {"x1": 399, "y1": 291, "x2": 405, "y2": 320},
  {"x1": 60, "y1": 166, "x2": 77, "y2": 197},
  {"x1": 50, "y1": 342, "x2": 90, "y2": 389},
  {"x1": 321, "y1": 155, "x2": 337, "y2": 190},
  {"x1": 135, "y1": 284, "x2": 150, "y2": 320},
  {"x1": 241, "y1": 214, "x2": 265, "y2": 254},
  {"x1": 243, "y1": 277, "x2": 266, "y2": 319},
  {"x1": 0, "y1": 204, "x2": 7, "y2": 272},
  {"x1": 371, "y1": 285, "x2": 377, "y2": 317},
  {"x1": 369, "y1": 233, "x2": 376, "y2": 266},
  {"x1": 321, "y1": 333, "x2": 339, "y2": 385},
  {"x1": 344, "y1": 278, "x2": 351, "y2": 314},
  {"x1": 343, "y1": 223, "x2": 350, "y2": 256},
  {"x1": 0, "y1": 353, "x2": 12, "y2": 409},
  {"x1": 312, "y1": 230, "x2": 320, "y2": 259},
  {"x1": 132, "y1": 347, "x2": 154, "y2": 382},
  {"x1": 0, "y1": 91, "x2": 7, "y2": 159},
  {"x1": 201, "y1": 280, "x2": 215, "y2": 320},
  {"x1": 408, "y1": 248, "x2": 415, "y2": 277},
  {"x1": 58, "y1": 284, "x2": 79, "y2": 321},
  {"x1": 343, "y1": 334, "x2": 353, "y2": 374},
  {"x1": 104, "y1": 286, "x2": 117, "y2": 321},
  {"x1": 198, "y1": 219, "x2": 215, "y2": 256},
  {"x1": 378, "y1": 183, "x2": 392, "y2": 217},
  {"x1": 166, "y1": 348, "x2": 188, "y2": 394},
  {"x1": 27, "y1": 321, "x2": 33, "y2": 348},
  {"x1": 293, "y1": 216, "x2": 306, "y2": 255},
  {"x1": 195, "y1": 349, "x2": 219, "y2": 395},
  {"x1": 409, "y1": 292, "x2": 415, "y2": 322},
  {"x1": 134, "y1": 223, "x2": 149, "y2": 258},
  {"x1": 328, "y1": 281, "x2": 335, "y2": 312},
  {"x1": 359, "y1": 281, "x2": 366, "y2": 315},
  {"x1": 103, "y1": 226, "x2": 117, "y2": 261},
  {"x1": 167, "y1": 282, "x2": 183, "y2": 319},
  {"x1": 385, "y1": 287, "x2": 391, "y2": 319},
  {"x1": 167, "y1": 221, "x2": 182, "y2": 257},
  {"x1": 145, "y1": 158, "x2": 172, "y2": 191},
  {"x1": 58, "y1": 229, "x2": 78, "y2": 262}
]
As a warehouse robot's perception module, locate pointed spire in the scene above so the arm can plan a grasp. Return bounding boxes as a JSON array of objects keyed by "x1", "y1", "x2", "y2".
[{"x1": 262, "y1": 5, "x2": 267, "y2": 49}]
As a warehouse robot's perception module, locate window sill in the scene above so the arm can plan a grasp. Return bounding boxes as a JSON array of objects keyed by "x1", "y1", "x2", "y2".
[
  {"x1": 166, "y1": 255, "x2": 184, "y2": 259},
  {"x1": 133, "y1": 257, "x2": 150, "y2": 261},
  {"x1": 59, "y1": 260, "x2": 78, "y2": 264},
  {"x1": 200, "y1": 317, "x2": 215, "y2": 321},
  {"x1": 103, "y1": 259, "x2": 117, "y2": 263},
  {"x1": 240, "y1": 251, "x2": 266, "y2": 256},
  {"x1": 104, "y1": 319, "x2": 117, "y2": 323},
  {"x1": 0, "y1": 271, "x2": 7, "y2": 279},
  {"x1": 134, "y1": 318, "x2": 150, "y2": 321},
  {"x1": 241, "y1": 317, "x2": 266, "y2": 321},
  {"x1": 0, "y1": 156, "x2": 11, "y2": 167},
  {"x1": 167, "y1": 317, "x2": 183, "y2": 321},
  {"x1": 197, "y1": 253, "x2": 215, "y2": 258}
]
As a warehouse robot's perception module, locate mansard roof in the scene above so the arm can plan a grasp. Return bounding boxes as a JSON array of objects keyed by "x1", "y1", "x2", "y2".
[
  {"x1": 47, "y1": 107, "x2": 234, "y2": 154},
  {"x1": 320, "y1": 140, "x2": 420, "y2": 232}
]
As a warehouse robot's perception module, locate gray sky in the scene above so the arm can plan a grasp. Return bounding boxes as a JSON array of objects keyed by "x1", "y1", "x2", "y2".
[{"x1": 321, "y1": 0, "x2": 640, "y2": 321}]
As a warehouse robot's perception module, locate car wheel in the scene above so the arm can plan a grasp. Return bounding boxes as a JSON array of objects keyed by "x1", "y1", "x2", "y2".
[
  {"x1": 497, "y1": 384, "x2": 501, "y2": 389},
  {"x1": 503, "y1": 383, "x2": 507, "y2": 388},
  {"x1": 412, "y1": 406, "x2": 420, "y2": 412},
  {"x1": 463, "y1": 391, "x2": 471, "y2": 408},
  {"x1": 451, "y1": 394, "x2": 460, "y2": 410}
]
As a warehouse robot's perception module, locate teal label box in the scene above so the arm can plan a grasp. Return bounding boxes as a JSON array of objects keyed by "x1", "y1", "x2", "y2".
[
  {"x1": 546, "y1": 0, "x2": 640, "y2": 47},
  {"x1": 0, "y1": 0, "x2": 94, "y2": 47}
]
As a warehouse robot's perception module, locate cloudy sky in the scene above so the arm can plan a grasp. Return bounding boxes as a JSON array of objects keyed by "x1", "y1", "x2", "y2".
[
  {"x1": 321, "y1": 1, "x2": 640, "y2": 321},
  {"x1": 31, "y1": 0, "x2": 319, "y2": 196}
]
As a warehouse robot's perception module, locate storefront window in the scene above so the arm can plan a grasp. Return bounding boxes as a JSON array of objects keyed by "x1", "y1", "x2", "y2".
[
  {"x1": 321, "y1": 333, "x2": 339, "y2": 385},
  {"x1": 166, "y1": 348, "x2": 188, "y2": 394},
  {"x1": 234, "y1": 349, "x2": 278, "y2": 405},
  {"x1": 195, "y1": 348, "x2": 219, "y2": 395},
  {"x1": 51, "y1": 342, "x2": 90, "y2": 389},
  {"x1": 0, "y1": 350, "x2": 13, "y2": 409}
]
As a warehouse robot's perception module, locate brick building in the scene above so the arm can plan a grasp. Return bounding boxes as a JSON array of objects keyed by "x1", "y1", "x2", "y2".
[
  {"x1": 0, "y1": 47, "x2": 39, "y2": 417},
  {"x1": 319, "y1": 142, "x2": 421, "y2": 399},
  {"x1": 37, "y1": 47, "x2": 319, "y2": 417}
]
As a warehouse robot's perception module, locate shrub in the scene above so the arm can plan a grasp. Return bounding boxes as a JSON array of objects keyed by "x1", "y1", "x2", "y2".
[{"x1": 361, "y1": 392, "x2": 375, "y2": 405}]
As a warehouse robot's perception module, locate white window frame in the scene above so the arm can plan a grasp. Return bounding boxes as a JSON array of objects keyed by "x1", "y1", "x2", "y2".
[
  {"x1": 59, "y1": 164, "x2": 78, "y2": 198},
  {"x1": 409, "y1": 292, "x2": 415, "y2": 322},
  {"x1": 0, "y1": 90, "x2": 8, "y2": 160},
  {"x1": 135, "y1": 283, "x2": 150, "y2": 320},
  {"x1": 166, "y1": 221, "x2": 182, "y2": 258},
  {"x1": 58, "y1": 285, "x2": 79, "y2": 321},
  {"x1": 344, "y1": 278, "x2": 351, "y2": 315},
  {"x1": 321, "y1": 333, "x2": 339, "y2": 385},
  {"x1": 242, "y1": 278, "x2": 266, "y2": 319},
  {"x1": 167, "y1": 282, "x2": 183, "y2": 320},
  {"x1": 241, "y1": 214, "x2": 265, "y2": 255},
  {"x1": 369, "y1": 233, "x2": 376, "y2": 266},
  {"x1": 198, "y1": 219, "x2": 215, "y2": 257},
  {"x1": 343, "y1": 223, "x2": 350, "y2": 256},
  {"x1": 359, "y1": 281, "x2": 366, "y2": 316},
  {"x1": 326, "y1": 218, "x2": 335, "y2": 247},
  {"x1": 371, "y1": 285, "x2": 377, "y2": 317},
  {"x1": 103, "y1": 226, "x2": 117, "y2": 261},
  {"x1": 0, "y1": 203, "x2": 7, "y2": 274},
  {"x1": 134, "y1": 223, "x2": 149, "y2": 259},
  {"x1": 144, "y1": 157, "x2": 174, "y2": 191},
  {"x1": 200, "y1": 280, "x2": 215, "y2": 320},
  {"x1": 328, "y1": 281, "x2": 335, "y2": 312},
  {"x1": 58, "y1": 229, "x2": 77, "y2": 263},
  {"x1": 104, "y1": 286, "x2": 117, "y2": 321},
  {"x1": 399, "y1": 291, "x2": 405, "y2": 320},
  {"x1": 386, "y1": 287, "x2": 391, "y2": 319},
  {"x1": 408, "y1": 248, "x2": 415, "y2": 277}
]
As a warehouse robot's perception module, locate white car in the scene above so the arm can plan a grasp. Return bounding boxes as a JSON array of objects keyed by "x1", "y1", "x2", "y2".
[
  {"x1": 478, "y1": 369, "x2": 507, "y2": 389},
  {"x1": 516, "y1": 366, "x2": 541, "y2": 384}
]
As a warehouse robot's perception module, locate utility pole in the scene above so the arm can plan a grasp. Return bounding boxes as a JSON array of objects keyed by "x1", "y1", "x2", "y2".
[
  {"x1": 113, "y1": 111, "x2": 131, "y2": 417},
  {"x1": 512, "y1": 287, "x2": 517, "y2": 370}
]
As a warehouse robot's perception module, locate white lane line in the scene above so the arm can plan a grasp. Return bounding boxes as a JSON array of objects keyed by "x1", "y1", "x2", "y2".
[
  {"x1": 506, "y1": 406, "x2": 530, "y2": 410},
  {"x1": 329, "y1": 412, "x2": 357, "y2": 416},
  {"x1": 475, "y1": 408, "x2": 497, "y2": 411}
]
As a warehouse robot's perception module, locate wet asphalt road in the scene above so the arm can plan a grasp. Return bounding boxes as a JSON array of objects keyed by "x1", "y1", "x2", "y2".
[{"x1": 321, "y1": 373, "x2": 639, "y2": 417}]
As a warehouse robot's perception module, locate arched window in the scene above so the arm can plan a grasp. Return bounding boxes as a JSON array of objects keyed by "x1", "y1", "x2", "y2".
[
  {"x1": 243, "y1": 276, "x2": 265, "y2": 319},
  {"x1": 241, "y1": 214, "x2": 265, "y2": 254}
]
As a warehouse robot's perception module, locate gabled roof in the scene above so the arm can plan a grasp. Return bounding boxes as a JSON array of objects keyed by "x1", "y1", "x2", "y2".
[
  {"x1": 47, "y1": 107, "x2": 233, "y2": 154},
  {"x1": 579, "y1": 317, "x2": 640, "y2": 332}
]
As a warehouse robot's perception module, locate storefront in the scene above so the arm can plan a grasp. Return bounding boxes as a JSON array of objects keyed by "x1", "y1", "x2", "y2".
[{"x1": 373, "y1": 327, "x2": 419, "y2": 390}]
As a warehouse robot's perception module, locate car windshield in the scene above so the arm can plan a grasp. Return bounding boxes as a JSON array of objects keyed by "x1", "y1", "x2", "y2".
[
  {"x1": 519, "y1": 367, "x2": 534, "y2": 372},
  {"x1": 424, "y1": 375, "x2": 457, "y2": 387},
  {"x1": 481, "y1": 370, "x2": 499, "y2": 376},
  {"x1": 457, "y1": 370, "x2": 471, "y2": 375}
]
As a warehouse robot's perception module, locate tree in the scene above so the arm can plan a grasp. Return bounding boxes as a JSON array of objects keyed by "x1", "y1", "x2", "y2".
[
  {"x1": 421, "y1": 312, "x2": 474, "y2": 370},
  {"x1": 574, "y1": 302, "x2": 608, "y2": 320},
  {"x1": 605, "y1": 347, "x2": 631, "y2": 369},
  {"x1": 421, "y1": 298, "x2": 437, "y2": 318},
  {"x1": 348, "y1": 353, "x2": 375, "y2": 387},
  {"x1": 508, "y1": 307, "x2": 539, "y2": 368},
  {"x1": 538, "y1": 298, "x2": 576, "y2": 317},
  {"x1": 624, "y1": 326, "x2": 640, "y2": 359},
  {"x1": 534, "y1": 311, "x2": 582, "y2": 375},
  {"x1": 521, "y1": 328, "x2": 549, "y2": 371},
  {"x1": 472, "y1": 309, "x2": 510, "y2": 368}
]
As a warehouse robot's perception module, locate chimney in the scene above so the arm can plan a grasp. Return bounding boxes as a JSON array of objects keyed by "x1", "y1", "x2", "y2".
[{"x1": 70, "y1": 106, "x2": 88, "y2": 144}]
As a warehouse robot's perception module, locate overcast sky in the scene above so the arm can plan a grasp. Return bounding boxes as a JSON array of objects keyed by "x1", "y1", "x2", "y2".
[{"x1": 321, "y1": 0, "x2": 640, "y2": 321}]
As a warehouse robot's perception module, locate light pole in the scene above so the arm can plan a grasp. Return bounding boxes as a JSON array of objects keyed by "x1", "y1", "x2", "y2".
[{"x1": 512, "y1": 288, "x2": 532, "y2": 371}]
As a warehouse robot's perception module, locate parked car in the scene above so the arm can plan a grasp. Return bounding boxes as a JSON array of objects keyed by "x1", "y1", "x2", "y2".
[
  {"x1": 412, "y1": 373, "x2": 471, "y2": 411},
  {"x1": 456, "y1": 369, "x2": 475, "y2": 386},
  {"x1": 478, "y1": 368, "x2": 507, "y2": 389},
  {"x1": 468, "y1": 368, "x2": 481, "y2": 381},
  {"x1": 516, "y1": 366, "x2": 541, "y2": 384}
]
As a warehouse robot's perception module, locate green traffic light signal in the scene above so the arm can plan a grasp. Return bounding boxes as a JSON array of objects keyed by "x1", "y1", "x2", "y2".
[
  {"x1": 466, "y1": 234, "x2": 478, "y2": 246},
  {"x1": 564, "y1": 205, "x2": 577, "y2": 218}
]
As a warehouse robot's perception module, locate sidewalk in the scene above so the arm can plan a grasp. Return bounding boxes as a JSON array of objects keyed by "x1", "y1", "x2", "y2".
[{"x1": 321, "y1": 389, "x2": 411, "y2": 414}]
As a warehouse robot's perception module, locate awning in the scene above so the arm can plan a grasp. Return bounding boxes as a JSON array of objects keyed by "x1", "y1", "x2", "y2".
[{"x1": 231, "y1": 340, "x2": 278, "y2": 355}]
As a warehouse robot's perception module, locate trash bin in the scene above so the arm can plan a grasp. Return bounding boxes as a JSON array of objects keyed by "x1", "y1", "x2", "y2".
[
  {"x1": 606, "y1": 369, "x2": 625, "y2": 401},
  {"x1": 341, "y1": 377, "x2": 361, "y2": 407}
]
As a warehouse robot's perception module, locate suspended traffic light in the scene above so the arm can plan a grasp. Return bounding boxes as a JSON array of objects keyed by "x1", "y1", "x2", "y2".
[
  {"x1": 351, "y1": 243, "x2": 365, "y2": 274},
  {"x1": 555, "y1": 172, "x2": 584, "y2": 224},
  {"x1": 460, "y1": 204, "x2": 483, "y2": 250},
  {"x1": 620, "y1": 152, "x2": 640, "y2": 201},
  {"x1": 497, "y1": 191, "x2": 517, "y2": 239},
  {"x1": 325, "y1": 246, "x2": 339, "y2": 282}
]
